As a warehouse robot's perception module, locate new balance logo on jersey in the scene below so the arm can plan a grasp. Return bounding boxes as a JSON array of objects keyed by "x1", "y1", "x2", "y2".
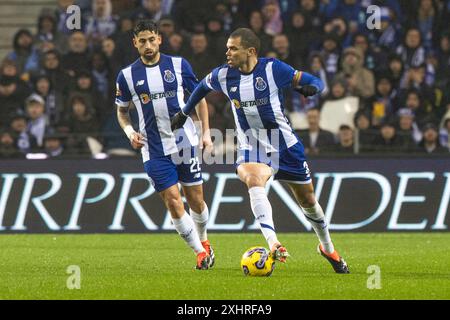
[
  {"x1": 230, "y1": 86, "x2": 237, "y2": 92},
  {"x1": 136, "y1": 80, "x2": 145, "y2": 86}
]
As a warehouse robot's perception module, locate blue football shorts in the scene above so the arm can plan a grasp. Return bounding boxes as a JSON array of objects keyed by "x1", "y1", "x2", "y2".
[
  {"x1": 236, "y1": 141, "x2": 312, "y2": 184},
  {"x1": 143, "y1": 146, "x2": 203, "y2": 192}
]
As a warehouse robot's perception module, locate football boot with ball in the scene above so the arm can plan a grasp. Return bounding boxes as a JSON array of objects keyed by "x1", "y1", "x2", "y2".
[{"x1": 271, "y1": 243, "x2": 290, "y2": 263}]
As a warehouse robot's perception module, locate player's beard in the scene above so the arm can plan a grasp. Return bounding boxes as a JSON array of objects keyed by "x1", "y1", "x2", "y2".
[{"x1": 142, "y1": 49, "x2": 158, "y2": 64}]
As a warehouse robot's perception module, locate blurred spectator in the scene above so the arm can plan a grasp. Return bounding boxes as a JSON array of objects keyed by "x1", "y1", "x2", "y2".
[
  {"x1": 247, "y1": 10, "x2": 273, "y2": 56},
  {"x1": 25, "y1": 94, "x2": 48, "y2": 147},
  {"x1": 326, "y1": 124, "x2": 354, "y2": 154},
  {"x1": 353, "y1": 109, "x2": 376, "y2": 152},
  {"x1": 319, "y1": 33, "x2": 341, "y2": 80},
  {"x1": 435, "y1": 32, "x2": 450, "y2": 89},
  {"x1": 439, "y1": 117, "x2": 450, "y2": 151},
  {"x1": 0, "y1": 75, "x2": 30, "y2": 127},
  {"x1": 33, "y1": 74, "x2": 64, "y2": 127},
  {"x1": 173, "y1": 0, "x2": 216, "y2": 33},
  {"x1": 132, "y1": 0, "x2": 164, "y2": 22},
  {"x1": 166, "y1": 33, "x2": 185, "y2": 56},
  {"x1": 6, "y1": 29, "x2": 40, "y2": 81},
  {"x1": 397, "y1": 107, "x2": 423, "y2": 144},
  {"x1": 321, "y1": 0, "x2": 366, "y2": 34},
  {"x1": 296, "y1": 108, "x2": 336, "y2": 155},
  {"x1": 396, "y1": 27, "x2": 426, "y2": 69},
  {"x1": 62, "y1": 95, "x2": 99, "y2": 155},
  {"x1": 85, "y1": 0, "x2": 118, "y2": 48},
  {"x1": 368, "y1": 74, "x2": 397, "y2": 127},
  {"x1": 334, "y1": 47, "x2": 375, "y2": 99},
  {"x1": 90, "y1": 51, "x2": 113, "y2": 101},
  {"x1": 43, "y1": 128, "x2": 65, "y2": 157},
  {"x1": 386, "y1": 54, "x2": 405, "y2": 91},
  {"x1": 298, "y1": 0, "x2": 323, "y2": 32},
  {"x1": 271, "y1": 34, "x2": 303, "y2": 69},
  {"x1": 285, "y1": 11, "x2": 319, "y2": 60},
  {"x1": 371, "y1": 118, "x2": 414, "y2": 153},
  {"x1": 113, "y1": 17, "x2": 139, "y2": 69},
  {"x1": 352, "y1": 33, "x2": 377, "y2": 71},
  {"x1": 68, "y1": 70, "x2": 106, "y2": 121},
  {"x1": 323, "y1": 17, "x2": 352, "y2": 48},
  {"x1": 413, "y1": 0, "x2": 440, "y2": 51},
  {"x1": 61, "y1": 31, "x2": 91, "y2": 77},
  {"x1": 368, "y1": 6, "x2": 401, "y2": 52},
  {"x1": 418, "y1": 122, "x2": 448, "y2": 154},
  {"x1": 158, "y1": 15, "x2": 176, "y2": 52},
  {"x1": 38, "y1": 49, "x2": 73, "y2": 100},
  {"x1": 261, "y1": 0, "x2": 283, "y2": 36},
  {"x1": 205, "y1": 14, "x2": 227, "y2": 64},
  {"x1": 35, "y1": 9, "x2": 68, "y2": 55},
  {"x1": 0, "y1": 130, "x2": 23, "y2": 158},
  {"x1": 185, "y1": 33, "x2": 216, "y2": 79},
  {"x1": 9, "y1": 114, "x2": 38, "y2": 154}
]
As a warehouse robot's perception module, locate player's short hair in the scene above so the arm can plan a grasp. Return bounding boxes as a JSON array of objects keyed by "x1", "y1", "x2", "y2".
[
  {"x1": 230, "y1": 28, "x2": 260, "y2": 53},
  {"x1": 133, "y1": 20, "x2": 159, "y2": 37}
]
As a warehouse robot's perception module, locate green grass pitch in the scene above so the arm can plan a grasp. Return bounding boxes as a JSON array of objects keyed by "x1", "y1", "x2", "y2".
[{"x1": 0, "y1": 233, "x2": 449, "y2": 300}]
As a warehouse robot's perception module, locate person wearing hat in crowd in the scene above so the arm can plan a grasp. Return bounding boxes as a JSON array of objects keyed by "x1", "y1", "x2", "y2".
[
  {"x1": 25, "y1": 93, "x2": 48, "y2": 147},
  {"x1": 6, "y1": 29, "x2": 40, "y2": 81},
  {"x1": 397, "y1": 107, "x2": 422, "y2": 144},
  {"x1": 334, "y1": 46, "x2": 375, "y2": 100},
  {"x1": 418, "y1": 122, "x2": 449, "y2": 154}
]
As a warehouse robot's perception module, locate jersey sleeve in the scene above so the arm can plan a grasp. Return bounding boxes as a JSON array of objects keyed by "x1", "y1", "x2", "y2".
[
  {"x1": 181, "y1": 58, "x2": 200, "y2": 94},
  {"x1": 115, "y1": 70, "x2": 132, "y2": 107},
  {"x1": 204, "y1": 66, "x2": 222, "y2": 92},
  {"x1": 271, "y1": 59, "x2": 296, "y2": 90}
]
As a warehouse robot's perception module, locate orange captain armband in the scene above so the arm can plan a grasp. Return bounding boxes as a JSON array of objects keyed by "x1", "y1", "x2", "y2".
[{"x1": 292, "y1": 71, "x2": 303, "y2": 87}]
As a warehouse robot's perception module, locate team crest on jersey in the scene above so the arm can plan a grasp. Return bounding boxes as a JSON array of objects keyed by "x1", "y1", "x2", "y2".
[
  {"x1": 232, "y1": 99, "x2": 241, "y2": 109},
  {"x1": 140, "y1": 93, "x2": 150, "y2": 104},
  {"x1": 255, "y1": 77, "x2": 267, "y2": 91},
  {"x1": 163, "y1": 70, "x2": 175, "y2": 83}
]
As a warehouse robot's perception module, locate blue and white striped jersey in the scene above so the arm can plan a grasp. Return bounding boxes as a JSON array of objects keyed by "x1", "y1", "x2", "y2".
[
  {"x1": 205, "y1": 58, "x2": 304, "y2": 152},
  {"x1": 115, "y1": 54, "x2": 199, "y2": 162}
]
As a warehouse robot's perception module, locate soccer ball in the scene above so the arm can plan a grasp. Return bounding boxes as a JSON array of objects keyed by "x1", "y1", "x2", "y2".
[{"x1": 240, "y1": 246, "x2": 275, "y2": 276}]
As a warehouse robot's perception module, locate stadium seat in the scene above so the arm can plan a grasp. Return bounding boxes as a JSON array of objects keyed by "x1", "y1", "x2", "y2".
[{"x1": 319, "y1": 96, "x2": 360, "y2": 135}]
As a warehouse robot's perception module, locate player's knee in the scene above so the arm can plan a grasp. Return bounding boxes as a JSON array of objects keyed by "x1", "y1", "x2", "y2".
[
  {"x1": 298, "y1": 192, "x2": 316, "y2": 208},
  {"x1": 244, "y1": 174, "x2": 265, "y2": 188},
  {"x1": 165, "y1": 195, "x2": 184, "y2": 214}
]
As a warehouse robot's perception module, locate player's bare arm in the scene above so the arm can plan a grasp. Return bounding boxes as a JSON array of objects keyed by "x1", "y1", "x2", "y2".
[
  {"x1": 195, "y1": 98, "x2": 213, "y2": 152},
  {"x1": 116, "y1": 104, "x2": 145, "y2": 149}
]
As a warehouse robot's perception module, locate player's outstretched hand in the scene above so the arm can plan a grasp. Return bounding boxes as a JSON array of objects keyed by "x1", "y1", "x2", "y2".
[
  {"x1": 129, "y1": 132, "x2": 146, "y2": 149},
  {"x1": 296, "y1": 85, "x2": 318, "y2": 97},
  {"x1": 171, "y1": 110, "x2": 188, "y2": 131}
]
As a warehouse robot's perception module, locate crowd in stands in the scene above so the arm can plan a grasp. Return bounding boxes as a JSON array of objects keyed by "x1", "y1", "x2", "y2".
[{"x1": 0, "y1": 0, "x2": 449, "y2": 159}]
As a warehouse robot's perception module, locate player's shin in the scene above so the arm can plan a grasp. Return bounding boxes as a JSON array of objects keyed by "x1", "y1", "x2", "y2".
[
  {"x1": 249, "y1": 187, "x2": 279, "y2": 249},
  {"x1": 190, "y1": 202, "x2": 209, "y2": 242},
  {"x1": 302, "y1": 202, "x2": 335, "y2": 254},
  {"x1": 172, "y1": 212, "x2": 205, "y2": 254}
]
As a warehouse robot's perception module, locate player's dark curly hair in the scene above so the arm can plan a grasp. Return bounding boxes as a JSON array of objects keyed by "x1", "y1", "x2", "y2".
[
  {"x1": 133, "y1": 20, "x2": 159, "y2": 36},
  {"x1": 230, "y1": 28, "x2": 260, "y2": 54}
]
